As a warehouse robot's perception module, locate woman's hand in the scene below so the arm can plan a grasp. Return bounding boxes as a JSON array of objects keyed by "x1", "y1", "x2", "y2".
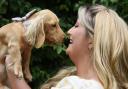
[{"x1": 5, "y1": 55, "x2": 31, "y2": 89}]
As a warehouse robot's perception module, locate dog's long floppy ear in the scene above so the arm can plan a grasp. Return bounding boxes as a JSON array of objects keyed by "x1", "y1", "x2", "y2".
[
  {"x1": 34, "y1": 21, "x2": 45, "y2": 48},
  {"x1": 24, "y1": 16, "x2": 45, "y2": 48}
]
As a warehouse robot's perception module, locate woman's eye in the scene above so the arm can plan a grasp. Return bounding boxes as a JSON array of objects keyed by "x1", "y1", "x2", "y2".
[{"x1": 74, "y1": 25, "x2": 78, "y2": 27}]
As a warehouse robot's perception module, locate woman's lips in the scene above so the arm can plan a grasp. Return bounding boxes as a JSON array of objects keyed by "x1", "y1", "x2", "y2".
[
  {"x1": 63, "y1": 34, "x2": 73, "y2": 47},
  {"x1": 69, "y1": 39, "x2": 73, "y2": 44}
]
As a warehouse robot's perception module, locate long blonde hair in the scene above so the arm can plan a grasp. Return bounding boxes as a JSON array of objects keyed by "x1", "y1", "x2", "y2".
[
  {"x1": 78, "y1": 5, "x2": 128, "y2": 89},
  {"x1": 40, "y1": 66, "x2": 76, "y2": 89}
]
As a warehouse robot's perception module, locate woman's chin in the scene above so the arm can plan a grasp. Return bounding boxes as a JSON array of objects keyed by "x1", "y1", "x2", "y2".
[
  {"x1": 66, "y1": 47, "x2": 70, "y2": 55},
  {"x1": 66, "y1": 43, "x2": 73, "y2": 55}
]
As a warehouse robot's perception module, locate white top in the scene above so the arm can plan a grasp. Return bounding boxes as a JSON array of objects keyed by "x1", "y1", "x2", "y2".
[{"x1": 51, "y1": 76, "x2": 103, "y2": 89}]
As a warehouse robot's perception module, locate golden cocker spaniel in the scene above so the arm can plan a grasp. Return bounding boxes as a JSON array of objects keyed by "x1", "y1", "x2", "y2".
[{"x1": 0, "y1": 9, "x2": 65, "y2": 88}]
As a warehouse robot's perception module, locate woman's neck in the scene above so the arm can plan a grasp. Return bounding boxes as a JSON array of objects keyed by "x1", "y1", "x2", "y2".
[{"x1": 75, "y1": 55, "x2": 99, "y2": 82}]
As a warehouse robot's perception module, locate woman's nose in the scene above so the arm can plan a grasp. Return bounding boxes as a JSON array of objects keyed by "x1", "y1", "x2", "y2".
[{"x1": 67, "y1": 27, "x2": 74, "y2": 34}]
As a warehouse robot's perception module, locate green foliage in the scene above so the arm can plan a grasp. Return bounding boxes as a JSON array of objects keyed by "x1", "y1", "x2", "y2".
[
  {"x1": 30, "y1": 46, "x2": 72, "y2": 89},
  {"x1": 0, "y1": 0, "x2": 128, "y2": 89}
]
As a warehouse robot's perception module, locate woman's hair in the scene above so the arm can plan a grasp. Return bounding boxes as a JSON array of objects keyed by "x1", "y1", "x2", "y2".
[
  {"x1": 40, "y1": 66, "x2": 76, "y2": 89},
  {"x1": 78, "y1": 5, "x2": 128, "y2": 89}
]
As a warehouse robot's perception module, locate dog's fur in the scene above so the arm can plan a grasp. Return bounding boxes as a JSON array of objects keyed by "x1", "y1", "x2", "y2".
[{"x1": 0, "y1": 9, "x2": 64, "y2": 88}]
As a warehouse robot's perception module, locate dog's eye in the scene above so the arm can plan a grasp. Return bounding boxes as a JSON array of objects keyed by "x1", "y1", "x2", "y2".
[{"x1": 52, "y1": 24, "x2": 56, "y2": 27}]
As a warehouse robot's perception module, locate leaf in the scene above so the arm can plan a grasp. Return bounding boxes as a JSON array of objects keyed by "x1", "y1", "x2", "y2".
[{"x1": 0, "y1": 0, "x2": 7, "y2": 14}]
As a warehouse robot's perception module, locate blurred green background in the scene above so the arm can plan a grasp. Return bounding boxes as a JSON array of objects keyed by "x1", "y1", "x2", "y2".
[{"x1": 0, "y1": 0, "x2": 128, "y2": 89}]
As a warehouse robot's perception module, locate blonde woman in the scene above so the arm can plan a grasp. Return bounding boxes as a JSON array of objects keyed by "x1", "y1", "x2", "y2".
[{"x1": 6, "y1": 4, "x2": 128, "y2": 89}]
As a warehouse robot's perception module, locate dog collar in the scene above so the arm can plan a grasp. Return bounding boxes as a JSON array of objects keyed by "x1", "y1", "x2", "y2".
[{"x1": 12, "y1": 9, "x2": 37, "y2": 22}]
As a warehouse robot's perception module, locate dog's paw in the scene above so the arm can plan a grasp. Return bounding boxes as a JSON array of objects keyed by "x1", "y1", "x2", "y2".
[
  {"x1": 14, "y1": 63, "x2": 23, "y2": 79},
  {"x1": 25, "y1": 74, "x2": 32, "y2": 82},
  {"x1": 5, "y1": 55, "x2": 24, "y2": 79}
]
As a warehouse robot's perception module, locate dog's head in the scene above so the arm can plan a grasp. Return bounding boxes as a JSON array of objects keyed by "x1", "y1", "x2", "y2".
[{"x1": 24, "y1": 9, "x2": 65, "y2": 48}]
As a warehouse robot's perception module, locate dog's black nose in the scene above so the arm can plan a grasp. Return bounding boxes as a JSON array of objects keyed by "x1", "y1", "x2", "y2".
[{"x1": 63, "y1": 36, "x2": 70, "y2": 47}]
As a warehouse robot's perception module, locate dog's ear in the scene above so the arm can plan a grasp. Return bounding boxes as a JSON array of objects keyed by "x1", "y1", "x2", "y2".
[
  {"x1": 35, "y1": 22, "x2": 45, "y2": 48},
  {"x1": 24, "y1": 16, "x2": 45, "y2": 48}
]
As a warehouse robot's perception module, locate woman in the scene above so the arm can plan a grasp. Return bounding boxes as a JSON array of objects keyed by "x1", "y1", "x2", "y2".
[{"x1": 6, "y1": 4, "x2": 128, "y2": 89}]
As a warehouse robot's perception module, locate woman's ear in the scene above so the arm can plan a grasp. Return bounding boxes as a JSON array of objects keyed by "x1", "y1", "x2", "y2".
[
  {"x1": 35, "y1": 22, "x2": 45, "y2": 48},
  {"x1": 88, "y1": 37, "x2": 93, "y2": 50}
]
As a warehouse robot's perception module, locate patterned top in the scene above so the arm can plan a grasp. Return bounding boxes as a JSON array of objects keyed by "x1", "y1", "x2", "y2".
[{"x1": 51, "y1": 76, "x2": 103, "y2": 89}]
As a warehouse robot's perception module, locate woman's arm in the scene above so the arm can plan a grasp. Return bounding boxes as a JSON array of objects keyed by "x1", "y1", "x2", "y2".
[{"x1": 7, "y1": 70, "x2": 31, "y2": 89}]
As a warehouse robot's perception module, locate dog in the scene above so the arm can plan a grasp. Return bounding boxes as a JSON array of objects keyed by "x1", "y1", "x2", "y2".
[{"x1": 0, "y1": 9, "x2": 65, "y2": 88}]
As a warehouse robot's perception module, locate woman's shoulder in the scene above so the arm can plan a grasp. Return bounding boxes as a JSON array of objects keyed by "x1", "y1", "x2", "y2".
[{"x1": 51, "y1": 75, "x2": 103, "y2": 89}]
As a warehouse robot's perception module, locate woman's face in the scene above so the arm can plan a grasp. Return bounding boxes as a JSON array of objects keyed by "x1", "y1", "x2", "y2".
[{"x1": 66, "y1": 19, "x2": 91, "y2": 63}]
